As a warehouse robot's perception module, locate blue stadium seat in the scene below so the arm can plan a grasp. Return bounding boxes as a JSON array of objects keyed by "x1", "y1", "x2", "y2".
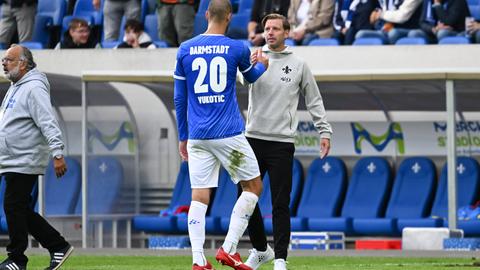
[
  {"x1": 438, "y1": 158, "x2": 480, "y2": 235},
  {"x1": 19, "y1": 41, "x2": 44, "y2": 50},
  {"x1": 153, "y1": 41, "x2": 168, "y2": 48},
  {"x1": 469, "y1": 5, "x2": 480, "y2": 19},
  {"x1": 144, "y1": 14, "x2": 159, "y2": 41},
  {"x1": 143, "y1": 13, "x2": 168, "y2": 47},
  {"x1": 438, "y1": 36, "x2": 471, "y2": 45},
  {"x1": 144, "y1": 0, "x2": 158, "y2": 14},
  {"x1": 262, "y1": 159, "x2": 304, "y2": 234},
  {"x1": 197, "y1": 0, "x2": 210, "y2": 14},
  {"x1": 308, "y1": 38, "x2": 340, "y2": 46},
  {"x1": 75, "y1": 156, "x2": 124, "y2": 215},
  {"x1": 117, "y1": 16, "x2": 127, "y2": 42},
  {"x1": 354, "y1": 157, "x2": 437, "y2": 235},
  {"x1": 291, "y1": 157, "x2": 347, "y2": 231},
  {"x1": 459, "y1": 219, "x2": 480, "y2": 236},
  {"x1": 38, "y1": 0, "x2": 66, "y2": 26},
  {"x1": 238, "y1": 0, "x2": 253, "y2": 13},
  {"x1": 140, "y1": 0, "x2": 149, "y2": 22},
  {"x1": 133, "y1": 162, "x2": 192, "y2": 233},
  {"x1": 309, "y1": 157, "x2": 392, "y2": 235},
  {"x1": 193, "y1": 13, "x2": 208, "y2": 37},
  {"x1": 101, "y1": 41, "x2": 121, "y2": 48},
  {"x1": 44, "y1": 157, "x2": 82, "y2": 215},
  {"x1": 395, "y1": 37, "x2": 427, "y2": 45},
  {"x1": 73, "y1": 0, "x2": 104, "y2": 26},
  {"x1": 400, "y1": 157, "x2": 480, "y2": 231},
  {"x1": 433, "y1": 158, "x2": 480, "y2": 217},
  {"x1": 285, "y1": 38, "x2": 295, "y2": 47},
  {"x1": 353, "y1": 37, "x2": 384, "y2": 46},
  {"x1": 27, "y1": 15, "x2": 53, "y2": 48},
  {"x1": 227, "y1": 13, "x2": 249, "y2": 39}
]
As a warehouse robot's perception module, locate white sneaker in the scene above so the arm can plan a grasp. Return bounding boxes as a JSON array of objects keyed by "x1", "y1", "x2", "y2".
[
  {"x1": 274, "y1": 259, "x2": 287, "y2": 270},
  {"x1": 244, "y1": 244, "x2": 274, "y2": 270}
]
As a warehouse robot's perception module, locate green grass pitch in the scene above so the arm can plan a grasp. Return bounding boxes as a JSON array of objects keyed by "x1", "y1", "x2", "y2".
[{"x1": 25, "y1": 255, "x2": 479, "y2": 269}]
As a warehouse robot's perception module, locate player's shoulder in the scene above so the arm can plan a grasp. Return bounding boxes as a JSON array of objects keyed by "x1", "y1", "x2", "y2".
[
  {"x1": 178, "y1": 35, "x2": 202, "y2": 51},
  {"x1": 229, "y1": 38, "x2": 250, "y2": 51},
  {"x1": 223, "y1": 39, "x2": 251, "y2": 59}
]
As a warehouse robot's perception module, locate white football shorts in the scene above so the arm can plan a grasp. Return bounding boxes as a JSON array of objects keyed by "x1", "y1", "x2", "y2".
[{"x1": 187, "y1": 134, "x2": 260, "y2": 188}]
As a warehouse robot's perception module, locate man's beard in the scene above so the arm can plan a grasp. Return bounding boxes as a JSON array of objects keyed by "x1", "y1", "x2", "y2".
[{"x1": 5, "y1": 64, "x2": 20, "y2": 82}]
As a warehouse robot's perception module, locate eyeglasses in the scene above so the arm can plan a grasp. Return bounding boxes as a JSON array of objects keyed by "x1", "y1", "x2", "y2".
[
  {"x1": 72, "y1": 28, "x2": 90, "y2": 34},
  {"x1": 1, "y1": 57, "x2": 23, "y2": 63}
]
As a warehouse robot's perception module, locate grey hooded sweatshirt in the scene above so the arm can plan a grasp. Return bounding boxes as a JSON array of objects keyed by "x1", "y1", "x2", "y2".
[
  {"x1": 245, "y1": 45, "x2": 332, "y2": 143},
  {"x1": 0, "y1": 68, "x2": 64, "y2": 175}
]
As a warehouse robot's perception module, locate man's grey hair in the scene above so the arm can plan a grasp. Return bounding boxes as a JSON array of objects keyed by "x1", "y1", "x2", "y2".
[{"x1": 10, "y1": 44, "x2": 37, "y2": 70}]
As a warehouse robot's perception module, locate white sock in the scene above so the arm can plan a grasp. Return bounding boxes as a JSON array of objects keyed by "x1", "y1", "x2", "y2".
[
  {"x1": 189, "y1": 200, "x2": 208, "y2": 266},
  {"x1": 223, "y1": 191, "x2": 258, "y2": 254}
]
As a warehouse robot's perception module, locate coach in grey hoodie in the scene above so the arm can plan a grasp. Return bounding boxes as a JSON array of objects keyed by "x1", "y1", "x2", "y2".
[
  {"x1": 239, "y1": 14, "x2": 332, "y2": 270},
  {"x1": 0, "y1": 45, "x2": 73, "y2": 270}
]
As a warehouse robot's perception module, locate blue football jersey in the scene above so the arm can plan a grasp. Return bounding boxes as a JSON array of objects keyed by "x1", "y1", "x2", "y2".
[{"x1": 174, "y1": 34, "x2": 265, "y2": 140}]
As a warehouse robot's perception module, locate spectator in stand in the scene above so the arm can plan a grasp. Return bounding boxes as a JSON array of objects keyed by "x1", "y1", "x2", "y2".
[
  {"x1": 116, "y1": 19, "x2": 156, "y2": 49},
  {"x1": 157, "y1": 0, "x2": 195, "y2": 47},
  {"x1": 410, "y1": 0, "x2": 469, "y2": 42},
  {"x1": 333, "y1": 0, "x2": 351, "y2": 43},
  {"x1": 56, "y1": 18, "x2": 98, "y2": 49},
  {"x1": 0, "y1": 0, "x2": 37, "y2": 46},
  {"x1": 407, "y1": 0, "x2": 436, "y2": 42},
  {"x1": 288, "y1": 0, "x2": 335, "y2": 45},
  {"x1": 432, "y1": 0, "x2": 470, "y2": 40},
  {"x1": 355, "y1": 0, "x2": 423, "y2": 44},
  {"x1": 466, "y1": 19, "x2": 480, "y2": 43},
  {"x1": 93, "y1": 0, "x2": 141, "y2": 41},
  {"x1": 248, "y1": 0, "x2": 290, "y2": 46},
  {"x1": 334, "y1": 0, "x2": 378, "y2": 44}
]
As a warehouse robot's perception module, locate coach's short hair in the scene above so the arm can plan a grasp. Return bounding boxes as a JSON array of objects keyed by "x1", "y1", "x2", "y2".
[
  {"x1": 208, "y1": 0, "x2": 232, "y2": 22},
  {"x1": 261, "y1": 13, "x2": 290, "y2": 31}
]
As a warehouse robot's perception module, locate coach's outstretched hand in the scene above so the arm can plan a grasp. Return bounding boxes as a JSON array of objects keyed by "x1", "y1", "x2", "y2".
[{"x1": 251, "y1": 49, "x2": 269, "y2": 70}]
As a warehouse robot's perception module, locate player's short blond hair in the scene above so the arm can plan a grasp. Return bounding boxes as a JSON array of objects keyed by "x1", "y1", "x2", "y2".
[{"x1": 208, "y1": 0, "x2": 232, "y2": 22}]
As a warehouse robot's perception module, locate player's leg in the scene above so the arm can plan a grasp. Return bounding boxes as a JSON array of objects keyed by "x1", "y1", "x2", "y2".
[
  {"x1": 216, "y1": 176, "x2": 261, "y2": 270},
  {"x1": 187, "y1": 139, "x2": 219, "y2": 269},
  {"x1": 211, "y1": 134, "x2": 262, "y2": 269},
  {"x1": 236, "y1": 138, "x2": 268, "y2": 252},
  {"x1": 222, "y1": 176, "x2": 262, "y2": 252}
]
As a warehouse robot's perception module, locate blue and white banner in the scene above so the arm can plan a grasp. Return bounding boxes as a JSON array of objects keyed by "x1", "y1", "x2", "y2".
[
  {"x1": 65, "y1": 121, "x2": 136, "y2": 155},
  {"x1": 295, "y1": 120, "x2": 480, "y2": 156}
]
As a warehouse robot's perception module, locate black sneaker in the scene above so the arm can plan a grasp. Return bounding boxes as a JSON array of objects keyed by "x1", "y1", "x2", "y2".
[
  {"x1": 0, "y1": 258, "x2": 26, "y2": 270},
  {"x1": 44, "y1": 244, "x2": 74, "y2": 270}
]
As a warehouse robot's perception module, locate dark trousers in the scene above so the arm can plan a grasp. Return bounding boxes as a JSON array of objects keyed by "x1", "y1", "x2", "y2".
[
  {"x1": 4, "y1": 173, "x2": 67, "y2": 265},
  {"x1": 238, "y1": 138, "x2": 294, "y2": 260}
]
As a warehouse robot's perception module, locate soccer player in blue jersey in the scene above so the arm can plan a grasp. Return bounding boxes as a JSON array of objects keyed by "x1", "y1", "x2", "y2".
[{"x1": 173, "y1": 0, "x2": 269, "y2": 269}]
